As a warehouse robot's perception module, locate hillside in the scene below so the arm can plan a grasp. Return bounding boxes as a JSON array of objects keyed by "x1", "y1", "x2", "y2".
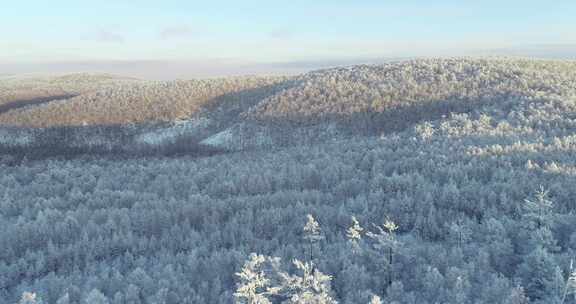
[
  {"x1": 5, "y1": 58, "x2": 576, "y2": 129},
  {"x1": 248, "y1": 58, "x2": 576, "y2": 121},
  {"x1": 1, "y1": 58, "x2": 576, "y2": 157},
  {"x1": 0, "y1": 73, "x2": 138, "y2": 109},
  {"x1": 0, "y1": 76, "x2": 291, "y2": 127},
  {"x1": 204, "y1": 58, "x2": 576, "y2": 150},
  {"x1": 2, "y1": 57, "x2": 576, "y2": 303}
]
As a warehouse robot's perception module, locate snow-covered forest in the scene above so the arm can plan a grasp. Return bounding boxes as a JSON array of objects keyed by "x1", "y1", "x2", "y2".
[{"x1": 2, "y1": 58, "x2": 576, "y2": 303}]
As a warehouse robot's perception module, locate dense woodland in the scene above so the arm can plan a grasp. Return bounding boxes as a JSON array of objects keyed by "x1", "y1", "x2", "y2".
[
  {"x1": 0, "y1": 74, "x2": 137, "y2": 110},
  {"x1": 0, "y1": 76, "x2": 289, "y2": 127},
  {"x1": 2, "y1": 58, "x2": 576, "y2": 303}
]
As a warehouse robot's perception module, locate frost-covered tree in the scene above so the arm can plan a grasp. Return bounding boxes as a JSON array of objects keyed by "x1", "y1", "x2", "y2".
[
  {"x1": 517, "y1": 247, "x2": 558, "y2": 301},
  {"x1": 346, "y1": 216, "x2": 364, "y2": 254},
  {"x1": 18, "y1": 292, "x2": 43, "y2": 304},
  {"x1": 524, "y1": 186, "x2": 554, "y2": 229},
  {"x1": 303, "y1": 214, "x2": 324, "y2": 262},
  {"x1": 277, "y1": 259, "x2": 337, "y2": 304},
  {"x1": 368, "y1": 294, "x2": 382, "y2": 304},
  {"x1": 55, "y1": 293, "x2": 69, "y2": 304},
  {"x1": 367, "y1": 219, "x2": 400, "y2": 287},
  {"x1": 124, "y1": 283, "x2": 141, "y2": 304},
  {"x1": 561, "y1": 261, "x2": 576, "y2": 304},
  {"x1": 234, "y1": 254, "x2": 280, "y2": 304},
  {"x1": 569, "y1": 270, "x2": 576, "y2": 302},
  {"x1": 84, "y1": 289, "x2": 109, "y2": 304},
  {"x1": 235, "y1": 254, "x2": 336, "y2": 304},
  {"x1": 504, "y1": 285, "x2": 529, "y2": 304},
  {"x1": 414, "y1": 122, "x2": 435, "y2": 141},
  {"x1": 448, "y1": 220, "x2": 471, "y2": 249}
]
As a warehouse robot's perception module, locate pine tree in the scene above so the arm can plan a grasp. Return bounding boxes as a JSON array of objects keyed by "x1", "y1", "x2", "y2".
[
  {"x1": 346, "y1": 216, "x2": 364, "y2": 254},
  {"x1": 569, "y1": 270, "x2": 576, "y2": 304},
  {"x1": 517, "y1": 247, "x2": 558, "y2": 301},
  {"x1": 303, "y1": 214, "x2": 324, "y2": 262},
  {"x1": 448, "y1": 220, "x2": 470, "y2": 249},
  {"x1": 385, "y1": 281, "x2": 408, "y2": 304},
  {"x1": 450, "y1": 275, "x2": 470, "y2": 304},
  {"x1": 530, "y1": 226, "x2": 560, "y2": 253},
  {"x1": 18, "y1": 292, "x2": 43, "y2": 304},
  {"x1": 368, "y1": 294, "x2": 382, "y2": 304},
  {"x1": 277, "y1": 259, "x2": 337, "y2": 304},
  {"x1": 422, "y1": 266, "x2": 445, "y2": 303},
  {"x1": 561, "y1": 261, "x2": 576, "y2": 304},
  {"x1": 56, "y1": 293, "x2": 70, "y2": 304},
  {"x1": 150, "y1": 288, "x2": 168, "y2": 304},
  {"x1": 235, "y1": 254, "x2": 336, "y2": 303},
  {"x1": 234, "y1": 253, "x2": 280, "y2": 304},
  {"x1": 124, "y1": 285, "x2": 140, "y2": 304},
  {"x1": 367, "y1": 218, "x2": 400, "y2": 287},
  {"x1": 504, "y1": 285, "x2": 529, "y2": 304},
  {"x1": 84, "y1": 289, "x2": 109, "y2": 304},
  {"x1": 523, "y1": 186, "x2": 553, "y2": 229}
]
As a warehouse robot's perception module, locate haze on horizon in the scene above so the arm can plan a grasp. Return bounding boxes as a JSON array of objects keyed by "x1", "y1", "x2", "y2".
[{"x1": 1, "y1": 0, "x2": 576, "y2": 80}]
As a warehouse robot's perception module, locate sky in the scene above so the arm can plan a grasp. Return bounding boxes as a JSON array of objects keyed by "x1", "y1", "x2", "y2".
[{"x1": 1, "y1": 0, "x2": 576, "y2": 79}]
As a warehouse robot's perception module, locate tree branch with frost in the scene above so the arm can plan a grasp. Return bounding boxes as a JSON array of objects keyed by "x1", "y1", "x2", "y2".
[
  {"x1": 234, "y1": 253, "x2": 281, "y2": 304},
  {"x1": 346, "y1": 216, "x2": 364, "y2": 254},
  {"x1": 277, "y1": 259, "x2": 337, "y2": 304}
]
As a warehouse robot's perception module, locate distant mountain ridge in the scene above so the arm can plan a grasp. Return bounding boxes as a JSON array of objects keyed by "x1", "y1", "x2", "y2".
[
  {"x1": 1, "y1": 58, "x2": 575, "y2": 157},
  {"x1": 2, "y1": 58, "x2": 576, "y2": 127},
  {"x1": 0, "y1": 75, "x2": 290, "y2": 127},
  {"x1": 0, "y1": 73, "x2": 139, "y2": 116}
]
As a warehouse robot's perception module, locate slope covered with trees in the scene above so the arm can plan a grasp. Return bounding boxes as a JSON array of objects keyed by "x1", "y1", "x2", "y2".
[
  {"x1": 0, "y1": 76, "x2": 290, "y2": 127},
  {"x1": 196, "y1": 58, "x2": 576, "y2": 152},
  {"x1": 237, "y1": 58, "x2": 576, "y2": 140},
  {"x1": 0, "y1": 74, "x2": 137, "y2": 111},
  {"x1": 249, "y1": 58, "x2": 576, "y2": 120},
  {"x1": 2, "y1": 58, "x2": 576, "y2": 303},
  {"x1": 2, "y1": 58, "x2": 576, "y2": 156}
]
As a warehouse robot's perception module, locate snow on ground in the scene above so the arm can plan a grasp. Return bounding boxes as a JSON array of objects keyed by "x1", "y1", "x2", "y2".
[
  {"x1": 135, "y1": 118, "x2": 211, "y2": 146},
  {"x1": 199, "y1": 127, "x2": 234, "y2": 149}
]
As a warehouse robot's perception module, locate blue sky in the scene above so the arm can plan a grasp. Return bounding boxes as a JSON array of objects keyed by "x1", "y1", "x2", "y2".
[{"x1": 1, "y1": 0, "x2": 576, "y2": 78}]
